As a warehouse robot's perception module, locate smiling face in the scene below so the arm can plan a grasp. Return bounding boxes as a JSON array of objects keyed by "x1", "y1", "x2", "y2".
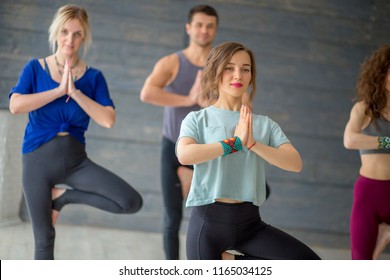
[
  {"x1": 56, "y1": 18, "x2": 84, "y2": 57},
  {"x1": 218, "y1": 50, "x2": 252, "y2": 100},
  {"x1": 186, "y1": 12, "x2": 218, "y2": 48}
]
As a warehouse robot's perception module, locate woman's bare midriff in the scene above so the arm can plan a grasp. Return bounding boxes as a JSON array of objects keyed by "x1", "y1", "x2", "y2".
[
  {"x1": 57, "y1": 132, "x2": 69, "y2": 136},
  {"x1": 215, "y1": 198, "x2": 244, "y2": 204},
  {"x1": 360, "y1": 154, "x2": 390, "y2": 180}
]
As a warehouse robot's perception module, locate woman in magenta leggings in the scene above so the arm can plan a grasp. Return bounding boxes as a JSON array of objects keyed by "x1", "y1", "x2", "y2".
[{"x1": 344, "y1": 44, "x2": 390, "y2": 260}]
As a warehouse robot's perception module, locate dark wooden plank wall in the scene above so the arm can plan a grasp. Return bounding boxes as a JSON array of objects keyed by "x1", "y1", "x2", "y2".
[{"x1": 1, "y1": 0, "x2": 389, "y2": 249}]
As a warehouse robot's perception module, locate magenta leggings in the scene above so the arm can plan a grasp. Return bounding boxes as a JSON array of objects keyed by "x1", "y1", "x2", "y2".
[{"x1": 350, "y1": 175, "x2": 390, "y2": 259}]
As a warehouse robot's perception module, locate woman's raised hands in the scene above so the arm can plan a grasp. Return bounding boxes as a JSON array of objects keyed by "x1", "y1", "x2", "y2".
[
  {"x1": 57, "y1": 59, "x2": 70, "y2": 97},
  {"x1": 56, "y1": 59, "x2": 78, "y2": 102},
  {"x1": 234, "y1": 105, "x2": 254, "y2": 147},
  {"x1": 66, "y1": 60, "x2": 78, "y2": 102}
]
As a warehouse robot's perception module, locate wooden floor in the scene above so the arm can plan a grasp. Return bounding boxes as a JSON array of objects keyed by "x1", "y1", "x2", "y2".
[{"x1": 1, "y1": 0, "x2": 389, "y2": 256}]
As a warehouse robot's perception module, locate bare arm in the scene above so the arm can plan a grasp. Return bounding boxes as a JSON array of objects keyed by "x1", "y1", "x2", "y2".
[
  {"x1": 242, "y1": 105, "x2": 302, "y2": 172},
  {"x1": 177, "y1": 105, "x2": 248, "y2": 165},
  {"x1": 10, "y1": 59, "x2": 115, "y2": 129},
  {"x1": 140, "y1": 54, "x2": 198, "y2": 107},
  {"x1": 250, "y1": 142, "x2": 302, "y2": 172},
  {"x1": 177, "y1": 105, "x2": 302, "y2": 172},
  {"x1": 67, "y1": 90, "x2": 115, "y2": 128},
  {"x1": 177, "y1": 136, "x2": 302, "y2": 172},
  {"x1": 9, "y1": 59, "x2": 69, "y2": 114},
  {"x1": 177, "y1": 137, "x2": 223, "y2": 165},
  {"x1": 9, "y1": 89, "x2": 62, "y2": 114},
  {"x1": 67, "y1": 67, "x2": 115, "y2": 128},
  {"x1": 343, "y1": 102, "x2": 379, "y2": 150}
]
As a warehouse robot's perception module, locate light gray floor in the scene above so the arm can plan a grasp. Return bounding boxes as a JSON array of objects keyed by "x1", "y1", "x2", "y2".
[{"x1": 1, "y1": 222, "x2": 389, "y2": 260}]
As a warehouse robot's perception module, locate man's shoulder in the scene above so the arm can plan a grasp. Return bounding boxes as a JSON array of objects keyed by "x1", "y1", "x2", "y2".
[
  {"x1": 159, "y1": 51, "x2": 180, "y2": 65},
  {"x1": 153, "y1": 51, "x2": 181, "y2": 79}
]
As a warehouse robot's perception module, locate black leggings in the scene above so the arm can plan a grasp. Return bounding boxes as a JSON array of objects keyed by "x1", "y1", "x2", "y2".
[
  {"x1": 160, "y1": 138, "x2": 271, "y2": 260},
  {"x1": 186, "y1": 202, "x2": 320, "y2": 260},
  {"x1": 160, "y1": 137, "x2": 192, "y2": 259},
  {"x1": 22, "y1": 135, "x2": 143, "y2": 259}
]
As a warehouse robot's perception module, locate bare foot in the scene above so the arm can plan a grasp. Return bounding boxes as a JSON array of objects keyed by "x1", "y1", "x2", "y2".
[
  {"x1": 51, "y1": 187, "x2": 66, "y2": 225},
  {"x1": 373, "y1": 223, "x2": 390, "y2": 259},
  {"x1": 177, "y1": 166, "x2": 193, "y2": 200},
  {"x1": 221, "y1": 251, "x2": 235, "y2": 260}
]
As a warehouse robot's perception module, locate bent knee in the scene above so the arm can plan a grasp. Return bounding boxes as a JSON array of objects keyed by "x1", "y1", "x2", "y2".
[{"x1": 123, "y1": 193, "x2": 143, "y2": 214}]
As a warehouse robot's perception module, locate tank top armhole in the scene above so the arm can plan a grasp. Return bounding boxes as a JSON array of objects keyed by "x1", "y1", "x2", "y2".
[{"x1": 43, "y1": 58, "x2": 52, "y2": 77}]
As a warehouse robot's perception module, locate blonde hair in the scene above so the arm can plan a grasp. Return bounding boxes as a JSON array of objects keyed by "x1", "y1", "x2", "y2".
[
  {"x1": 201, "y1": 42, "x2": 256, "y2": 106},
  {"x1": 48, "y1": 4, "x2": 92, "y2": 56}
]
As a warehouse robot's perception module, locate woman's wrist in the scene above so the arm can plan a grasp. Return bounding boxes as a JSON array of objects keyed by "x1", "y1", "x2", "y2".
[
  {"x1": 220, "y1": 136, "x2": 243, "y2": 156},
  {"x1": 247, "y1": 141, "x2": 256, "y2": 150},
  {"x1": 66, "y1": 89, "x2": 78, "y2": 103},
  {"x1": 378, "y1": 136, "x2": 390, "y2": 149},
  {"x1": 186, "y1": 94, "x2": 197, "y2": 107},
  {"x1": 54, "y1": 87, "x2": 64, "y2": 97}
]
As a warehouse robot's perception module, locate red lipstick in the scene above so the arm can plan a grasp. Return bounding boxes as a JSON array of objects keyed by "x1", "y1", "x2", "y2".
[{"x1": 231, "y1": 83, "x2": 243, "y2": 88}]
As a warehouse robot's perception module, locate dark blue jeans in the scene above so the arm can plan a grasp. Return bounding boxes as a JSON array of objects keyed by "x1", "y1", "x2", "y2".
[{"x1": 22, "y1": 135, "x2": 143, "y2": 259}]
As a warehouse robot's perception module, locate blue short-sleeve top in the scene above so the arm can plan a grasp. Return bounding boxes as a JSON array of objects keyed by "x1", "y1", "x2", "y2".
[{"x1": 9, "y1": 58, "x2": 114, "y2": 154}]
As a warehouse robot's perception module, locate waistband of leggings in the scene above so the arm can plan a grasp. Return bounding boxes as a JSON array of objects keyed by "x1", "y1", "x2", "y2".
[
  {"x1": 192, "y1": 201, "x2": 260, "y2": 224},
  {"x1": 357, "y1": 174, "x2": 390, "y2": 187}
]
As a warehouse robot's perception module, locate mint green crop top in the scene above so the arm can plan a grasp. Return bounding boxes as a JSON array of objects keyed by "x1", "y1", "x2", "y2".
[{"x1": 178, "y1": 106, "x2": 290, "y2": 207}]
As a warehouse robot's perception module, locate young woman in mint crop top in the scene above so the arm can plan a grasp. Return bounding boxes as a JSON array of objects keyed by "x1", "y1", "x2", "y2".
[
  {"x1": 344, "y1": 44, "x2": 390, "y2": 260},
  {"x1": 8, "y1": 5, "x2": 142, "y2": 259},
  {"x1": 176, "y1": 42, "x2": 320, "y2": 260}
]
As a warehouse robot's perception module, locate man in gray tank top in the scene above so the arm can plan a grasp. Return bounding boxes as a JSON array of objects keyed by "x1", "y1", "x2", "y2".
[{"x1": 140, "y1": 5, "x2": 219, "y2": 260}]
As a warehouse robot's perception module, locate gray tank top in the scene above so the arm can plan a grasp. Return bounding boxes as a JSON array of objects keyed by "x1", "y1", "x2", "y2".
[
  {"x1": 162, "y1": 51, "x2": 202, "y2": 142},
  {"x1": 359, "y1": 117, "x2": 390, "y2": 154}
]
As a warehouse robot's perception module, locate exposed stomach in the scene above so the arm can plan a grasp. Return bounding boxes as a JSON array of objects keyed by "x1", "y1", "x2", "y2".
[
  {"x1": 360, "y1": 154, "x2": 390, "y2": 180},
  {"x1": 215, "y1": 198, "x2": 244, "y2": 204},
  {"x1": 57, "y1": 132, "x2": 69, "y2": 136}
]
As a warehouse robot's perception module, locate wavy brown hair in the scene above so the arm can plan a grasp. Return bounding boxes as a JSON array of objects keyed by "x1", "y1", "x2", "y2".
[
  {"x1": 356, "y1": 44, "x2": 390, "y2": 122},
  {"x1": 201, "y1": 42, "x2": 256, "y2": 106}
]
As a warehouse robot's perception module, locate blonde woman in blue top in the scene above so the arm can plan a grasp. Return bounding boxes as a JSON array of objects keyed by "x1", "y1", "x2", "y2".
[
  {"x1": 176, "y1": 42, "x2": 320, "y2": 260},
  {"x1": 9, "y1": 5, "x2": 142, "y2": 259}
]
